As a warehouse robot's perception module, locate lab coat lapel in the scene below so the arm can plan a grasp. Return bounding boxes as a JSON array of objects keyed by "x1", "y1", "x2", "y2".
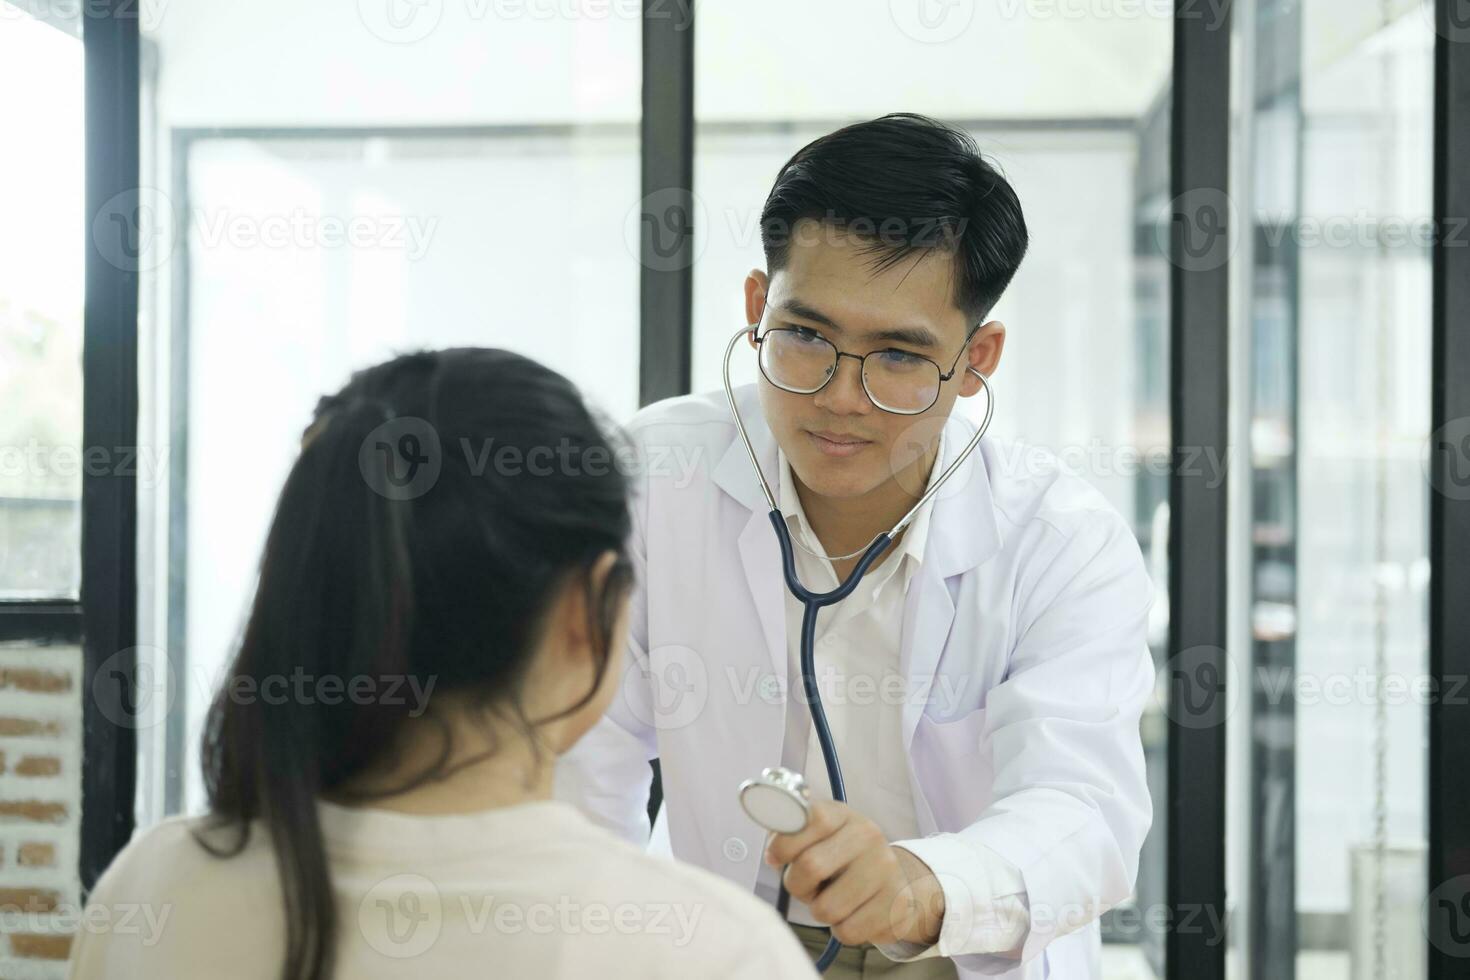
[
  {"x1": 711, "y1": 386, "x2": 788, "y2": 686},
  {"x1": 711, "y1": 386, "x2": 1005, "y2": 752},
  {"x1": 900, "y1": 412, "x2": 1004, "y2": 753},
  {"x1": 736, "y1": 511, "x2": 788, "y2": 685}
]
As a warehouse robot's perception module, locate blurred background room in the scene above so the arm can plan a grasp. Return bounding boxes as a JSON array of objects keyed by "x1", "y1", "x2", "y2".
[{"x1": 1, "y1": 0, "x2": 1467, "y2": 977}]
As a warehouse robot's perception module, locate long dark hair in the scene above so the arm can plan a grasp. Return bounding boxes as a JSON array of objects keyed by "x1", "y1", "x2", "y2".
[{"x1": 197, "y1": 349, "x2": 634, "y2": 980}]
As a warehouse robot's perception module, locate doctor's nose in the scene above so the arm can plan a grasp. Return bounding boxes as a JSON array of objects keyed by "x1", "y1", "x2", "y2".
[{"x1": 811, "y1": 353, "x2": 872, "y2": 417}]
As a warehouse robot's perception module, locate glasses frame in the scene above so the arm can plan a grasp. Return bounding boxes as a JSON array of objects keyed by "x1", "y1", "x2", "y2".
[{"x1": 750, "y1": 318, "x2": 983, "y2": 416}]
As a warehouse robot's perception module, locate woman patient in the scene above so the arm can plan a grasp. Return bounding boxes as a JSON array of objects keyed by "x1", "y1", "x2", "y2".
[{"x1": 68, "y1": 349, "x2": 814, "y2": 979}]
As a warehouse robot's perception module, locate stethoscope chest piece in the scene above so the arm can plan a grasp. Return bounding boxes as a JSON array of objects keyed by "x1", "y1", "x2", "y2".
[{"x1": 737, "y1": 766, "x2": 812, "y2": 835}]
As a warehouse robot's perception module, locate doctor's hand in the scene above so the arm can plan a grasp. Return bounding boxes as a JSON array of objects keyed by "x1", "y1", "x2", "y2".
[{"x1": 764, "y1": 800, "x2": 945, "y2": 949}]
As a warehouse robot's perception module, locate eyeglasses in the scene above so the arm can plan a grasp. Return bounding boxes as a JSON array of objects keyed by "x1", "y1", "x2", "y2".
[{"x1": 752, "y1": 320, "x2": 981, "y2": 416}]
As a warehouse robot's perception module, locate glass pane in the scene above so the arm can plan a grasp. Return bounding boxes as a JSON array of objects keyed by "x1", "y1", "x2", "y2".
[
  {"x1": 135, "y1": 5, "x2": 641, "y2": 821},
  {"x1": 1228, "y1": 1, "x2": 1433, "y2": 976},
  {"x1": 0, "y1": 5, "x2": 83, "y2": 599},
  {"x1": 693, "y1": 5, "x2": 1173, "y2": 974}
]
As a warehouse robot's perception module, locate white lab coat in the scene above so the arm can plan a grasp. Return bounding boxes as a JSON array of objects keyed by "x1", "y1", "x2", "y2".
[{"x1": 556, "y1": 382, "x2": 1156, "y2": 980}]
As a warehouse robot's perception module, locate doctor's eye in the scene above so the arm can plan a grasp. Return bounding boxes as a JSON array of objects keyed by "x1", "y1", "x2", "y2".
[
  {"x1": 872, "y1": 348, "x2": 928, "y2": 372},
  {"x1": 783, "y1": 325, "x2": 827, "y2": 346}
]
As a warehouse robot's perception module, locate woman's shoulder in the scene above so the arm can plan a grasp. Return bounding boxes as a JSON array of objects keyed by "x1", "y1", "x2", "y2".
[
  {"x1": 92, "y1": 812, "x2": 274, "y2": 895},
  {"x1": 68, "y1": 814, "x2": 282, "y2": 978},
  {"x1": 81, "y1": 811, "x2": 283, "y2": 937},
  {"x1": 559, "y1": 812, "x2": 810, "y2": 962}
]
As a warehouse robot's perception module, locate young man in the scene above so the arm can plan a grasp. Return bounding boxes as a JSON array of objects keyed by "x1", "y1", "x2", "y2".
[{"x1": 556, "y1": 113, "x2": 1154, "y2": 980}]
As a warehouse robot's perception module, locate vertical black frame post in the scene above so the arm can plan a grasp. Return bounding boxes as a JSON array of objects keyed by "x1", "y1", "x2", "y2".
[
  {"x1": 1166, "y1": 1, "x2": 1231, "y2": 978},
  {"x1": 80, "y1": 0, "x2": 140, "y2": 889},
  {"x1": 1243, "y1": 0, "x2": 1302, "y2": 974},
  {"x1": 1427, "y1": 1, "x2": 1470, "y2": 975},
  {"x1": 638, "y1": 0, "x2": 694, "y2": 407},
  {"x1": 639, "y1": 0, "x2": 694, "y2": 828}
]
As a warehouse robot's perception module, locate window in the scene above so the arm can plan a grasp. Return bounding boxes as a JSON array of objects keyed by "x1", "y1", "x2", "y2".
[
  {"x1": 1227, "y1": 1, "x2": 1434, "y2": 974},
  {"x1": 0, "y1": 4, "x2": 84, "y2": 599},
  {"x1": 135, "y1": 2, "x2": 642, "y2": 819}
]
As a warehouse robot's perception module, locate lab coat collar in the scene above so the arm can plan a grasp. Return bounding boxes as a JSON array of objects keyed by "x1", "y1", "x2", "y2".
[
  {"x1": 773, "y1": 425, "x2": 944, "y2": 604},
  {"x1": 712, "y1": 382, "x2": 1003, "y2": 581}
]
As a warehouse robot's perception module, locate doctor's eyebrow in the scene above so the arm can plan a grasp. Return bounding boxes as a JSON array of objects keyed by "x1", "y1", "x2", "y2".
[{"x1": 773, "y1": 299, "x2": 942, "y2": 350}]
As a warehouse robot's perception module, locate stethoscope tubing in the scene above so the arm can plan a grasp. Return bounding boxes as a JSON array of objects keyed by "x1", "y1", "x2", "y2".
[
  {"x1": 768, "y1": 510, "x2": 895, "y2": 808},
  {"x1": 722, "y1": 322, "x2": 993, "y2": 973},
  {"x1": 769, "y1": 514, "x2": 894, "y2": 971}
]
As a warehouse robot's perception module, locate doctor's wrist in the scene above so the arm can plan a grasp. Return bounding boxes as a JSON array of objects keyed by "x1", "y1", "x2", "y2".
[{"x1": 891, "y1": 845, "x2": 946, "y2": 947}]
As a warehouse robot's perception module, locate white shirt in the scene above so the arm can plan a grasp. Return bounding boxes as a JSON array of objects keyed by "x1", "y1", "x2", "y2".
[
  {"x1": 67, "y1": 798, "x2": 818, "y2": 980},
  {"x1": 753, "y1": 431, "x2": 1031, "y2": 962}
]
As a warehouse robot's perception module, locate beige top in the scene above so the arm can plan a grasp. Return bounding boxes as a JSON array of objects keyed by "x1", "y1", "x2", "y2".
[{"x1": 67, "y1": 798, "x2": 817, "y2": 979}]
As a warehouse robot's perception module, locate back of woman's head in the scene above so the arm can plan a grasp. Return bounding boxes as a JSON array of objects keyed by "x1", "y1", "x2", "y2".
[{"x1": 198, "y1": 348, "x2": 633, "y2": 980}]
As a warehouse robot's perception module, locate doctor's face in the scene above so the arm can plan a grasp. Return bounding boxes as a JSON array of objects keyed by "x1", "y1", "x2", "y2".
[{"x1": 744, "y1": 221, "x2": 1003, "y2": 502}]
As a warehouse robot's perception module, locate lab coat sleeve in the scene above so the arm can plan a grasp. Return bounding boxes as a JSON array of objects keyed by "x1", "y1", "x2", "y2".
[
  {"x1": 931, "y1": 506, "x2": 1155, "y2": 973},
  {"x1": 553, "y1": 443, "x2": 659, "y2": 845},
  {"x1": 879, "y1": 839, "x2": 1029, "y2": 962}
]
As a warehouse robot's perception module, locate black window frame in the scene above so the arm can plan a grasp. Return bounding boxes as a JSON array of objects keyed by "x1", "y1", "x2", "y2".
[{"x1": 0, "y1": 0, "x2": 143, "y2": 894}]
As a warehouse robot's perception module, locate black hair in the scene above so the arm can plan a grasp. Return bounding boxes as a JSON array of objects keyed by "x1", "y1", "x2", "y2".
[
  {"x1": 196, "y1": 348, "x2": 634, "y2": 980},
  {"x1": 760, "y1": 112, "x2": 1029, "y2": 323}
]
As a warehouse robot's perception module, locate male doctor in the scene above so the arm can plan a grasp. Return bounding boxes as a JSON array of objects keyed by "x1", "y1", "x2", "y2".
[{"x1": 556, "y1": 113, "x2": 1154, "y2": 979}]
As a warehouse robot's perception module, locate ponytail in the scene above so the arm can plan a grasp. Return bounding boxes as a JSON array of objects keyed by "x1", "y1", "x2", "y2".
[
  {"x1": 197, "y1": 349, "x2": 634, "y2": 980},
  {"x1": 200, "y1": 396, "x2": 423, "y2": 980}
]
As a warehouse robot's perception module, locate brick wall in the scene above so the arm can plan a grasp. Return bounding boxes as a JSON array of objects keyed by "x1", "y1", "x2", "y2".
[{"x1": 0, "y1": 643, "x2": 83, "y2": 979}]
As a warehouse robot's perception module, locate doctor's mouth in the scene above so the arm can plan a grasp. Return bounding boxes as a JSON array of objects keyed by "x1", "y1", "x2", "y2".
[{"x1": 805, "y1": 428, "x2": 876, "y2": 458}]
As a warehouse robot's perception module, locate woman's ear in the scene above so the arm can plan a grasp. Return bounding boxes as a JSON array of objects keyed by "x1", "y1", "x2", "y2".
[
  {"x1": 530, "y1": 551, "x2": 620, "y2": 724},
  {"x1": 560, "y1": 550, "x2": 620, "y2": 658}
]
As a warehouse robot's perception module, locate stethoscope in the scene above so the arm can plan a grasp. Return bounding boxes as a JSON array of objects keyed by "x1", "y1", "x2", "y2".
[{"x1": 721, "y1": 321, "x2": 994, "y2": 971}]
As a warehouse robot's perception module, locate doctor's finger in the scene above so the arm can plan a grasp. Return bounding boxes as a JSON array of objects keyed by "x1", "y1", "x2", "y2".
[
  {"x1": 829, "y1": 888, "x2": 903, "y2": 948},
  {"x1": 779, "y1": 819, "x2": 873, "y2": 901},
  {"x1": 764, "y1": 801, "x2": 850, "y2": 866},
  {"x1": 803, "y1": 852, "x2": 893, "y2": 932}
]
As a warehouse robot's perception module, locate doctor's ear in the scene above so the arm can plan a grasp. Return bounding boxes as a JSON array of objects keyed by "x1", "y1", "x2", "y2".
[
  {"x1": 743, "y1": 270, "x2": 770, "y2": 341},
  {"x1": 960, "y1": 320, "x2": 1005, "y2": 397}
]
